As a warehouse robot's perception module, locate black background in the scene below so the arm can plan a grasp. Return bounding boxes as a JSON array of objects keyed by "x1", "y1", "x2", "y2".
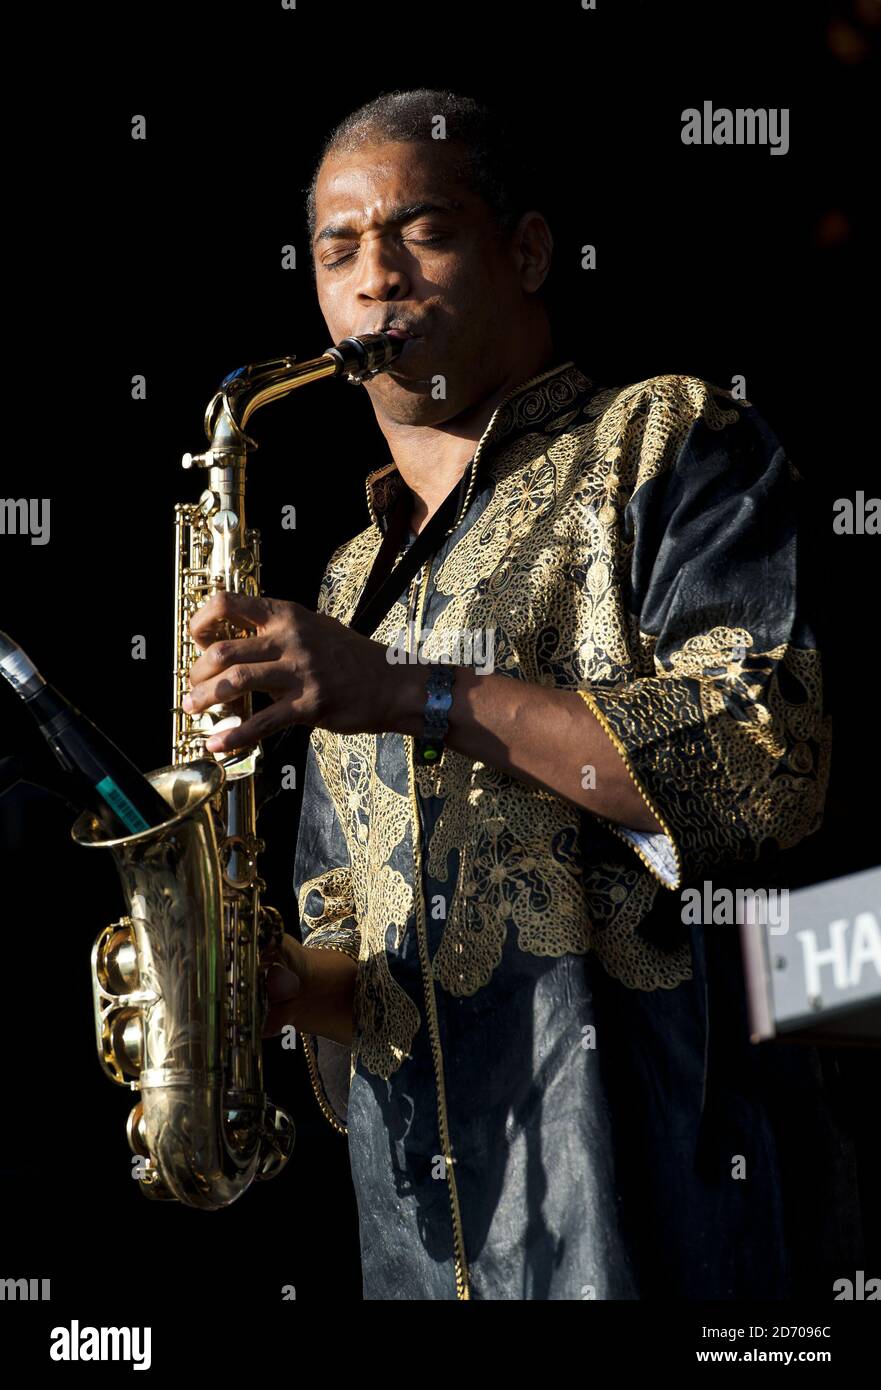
[{"x1": 1, "y1": 0, "x2": 878, "y2": 1351}]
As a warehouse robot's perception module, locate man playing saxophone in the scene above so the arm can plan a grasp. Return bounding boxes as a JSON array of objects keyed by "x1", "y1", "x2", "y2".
[{"x1": 181, "y1": 90, "x2": 860, "y2": 1300}]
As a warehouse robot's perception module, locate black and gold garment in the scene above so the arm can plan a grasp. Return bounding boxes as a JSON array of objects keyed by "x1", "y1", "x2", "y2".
[{"x1": 293, "y1": 361, "x2": 861, "y2": 1300}]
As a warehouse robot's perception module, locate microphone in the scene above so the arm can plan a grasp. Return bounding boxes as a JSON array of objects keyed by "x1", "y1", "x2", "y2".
[{"x1": 0, "y1": 630, "x2": 171, "y2": 837}]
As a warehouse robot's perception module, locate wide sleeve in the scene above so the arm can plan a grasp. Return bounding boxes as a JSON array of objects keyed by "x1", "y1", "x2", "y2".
[
  {"x1": 580, "y1": 386, "x2": 832, "y2": 891},
  {"x1": 292, "y1": 739, "x2": 360, "y2": 1133}
]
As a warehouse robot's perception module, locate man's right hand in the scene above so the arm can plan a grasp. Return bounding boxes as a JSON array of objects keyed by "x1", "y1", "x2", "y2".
[{"x1": 261, "y1": 933, "x2": 356, "y2": 1047}]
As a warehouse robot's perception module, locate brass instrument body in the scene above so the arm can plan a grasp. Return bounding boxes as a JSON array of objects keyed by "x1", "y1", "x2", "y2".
[
  {"x1": 73, "y1": 334, "x2": 402, "y2": 1209},
  {"x1": 79, "y1": 761, "x2": 291, "y2": 1207}
]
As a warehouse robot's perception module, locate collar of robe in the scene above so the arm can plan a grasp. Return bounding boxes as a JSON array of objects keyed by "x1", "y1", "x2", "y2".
[{"x1": 364, "y1": 358, "x2": 591, "y2": 535}]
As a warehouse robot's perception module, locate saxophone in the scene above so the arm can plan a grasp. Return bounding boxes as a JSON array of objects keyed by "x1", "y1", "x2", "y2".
[{"x1": 71, "y1": 332, "x2": 403, "y2": 1209}]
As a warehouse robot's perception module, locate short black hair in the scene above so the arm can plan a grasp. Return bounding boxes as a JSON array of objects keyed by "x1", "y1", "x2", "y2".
[{"x1": 305, "y1": 88, "x2": 550, "y2": 247}]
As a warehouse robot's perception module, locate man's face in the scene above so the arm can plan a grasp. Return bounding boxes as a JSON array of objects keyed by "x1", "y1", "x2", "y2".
[{"x1": 312, "y1": 139, "x2": 534, "y2": 424}]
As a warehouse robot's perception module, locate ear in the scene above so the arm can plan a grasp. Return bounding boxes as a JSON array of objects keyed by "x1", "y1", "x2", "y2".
[{"x1": 512, "y1": 210, "x2": 553, "y2": 293}]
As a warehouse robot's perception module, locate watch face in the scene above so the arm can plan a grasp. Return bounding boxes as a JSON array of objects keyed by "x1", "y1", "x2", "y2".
[
  {"x1": 426, "y1": 688, "x2": 453, "y2": 714},
  {"x1": 420, "y1": 666, "x2": 455, "y2": 754}
]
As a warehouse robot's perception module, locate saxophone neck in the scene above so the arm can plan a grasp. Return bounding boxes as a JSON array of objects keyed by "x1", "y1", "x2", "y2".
[{"x1": 181, "y1": 331, "x2": 402, "y2": 471}]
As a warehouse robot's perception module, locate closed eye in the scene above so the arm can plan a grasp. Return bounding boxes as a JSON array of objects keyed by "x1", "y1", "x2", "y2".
[{"x1": 323, "y1": 233, "x2": 448, "y2": 271}]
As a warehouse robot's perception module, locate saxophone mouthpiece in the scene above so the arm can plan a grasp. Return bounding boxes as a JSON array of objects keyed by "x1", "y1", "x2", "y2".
[{"x1": 326, "y1": 331, "x2": 405, "y2": 382}]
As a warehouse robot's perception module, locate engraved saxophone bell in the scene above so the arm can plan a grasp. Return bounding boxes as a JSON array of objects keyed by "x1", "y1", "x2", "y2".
[{"x1": 74, "y1": 760, "x2": 294, "y2": 1207}]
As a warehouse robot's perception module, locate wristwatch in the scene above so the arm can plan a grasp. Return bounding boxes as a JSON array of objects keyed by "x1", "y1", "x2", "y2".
[{"x1": 415, "y1": 664, "x2": 456, "y2": 765}]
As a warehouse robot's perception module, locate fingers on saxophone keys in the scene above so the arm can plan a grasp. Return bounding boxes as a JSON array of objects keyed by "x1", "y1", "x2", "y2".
[
  {"x1": 190, "y1": 591, "x2": 263, "y2": 643},
  {"x1": 190, "y1": 636, "x2": 272, "y2": 692},
  {"x1": 187, "y1": 685, "x2": 221, "y2": 711},
  {"x1": 184, "y1": 676, "x2": 251, "y2": 714},
  {"x1": 187, "y1": 640, "x2": 234, "y2": 687}
]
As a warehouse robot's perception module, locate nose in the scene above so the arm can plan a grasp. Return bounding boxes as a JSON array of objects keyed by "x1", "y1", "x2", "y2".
[{"x1": 355, "y1": 234, "x2": 411, "y2": 305}]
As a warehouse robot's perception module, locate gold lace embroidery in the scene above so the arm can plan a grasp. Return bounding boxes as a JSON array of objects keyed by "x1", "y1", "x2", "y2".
[
  {"x1": 586, "y1": 374, "x2": 741, "y2": 500},
  {"x1": 423, "y1": 756, "x2": 593, "y2": 995},
  {"x1": 309, "y1": 721, "x2": 421, "y2": 1079},
  {"x1": 582, "y1": 862, "x2": 691, "y2": 989},
  {"x1": 304, "y1": 368, "x2": 823, "y2": 1077},
  {"x1": 405, "y1": 374, "x2": 741, "y2": 994},
  {"x1": 588, "y1": 628, "x2": 832, "y2": 870},
  {"x1": 299, "y1": 867, "x2": 359, "y2": 945},
  {"x1": 318, "y1": 525, "x2": 384, "y2": 625}
]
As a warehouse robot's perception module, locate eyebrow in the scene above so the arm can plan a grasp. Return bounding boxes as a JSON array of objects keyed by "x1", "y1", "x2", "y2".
[{"x1": 313, "y1": 197, "x2": 462, "y2": 245}]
